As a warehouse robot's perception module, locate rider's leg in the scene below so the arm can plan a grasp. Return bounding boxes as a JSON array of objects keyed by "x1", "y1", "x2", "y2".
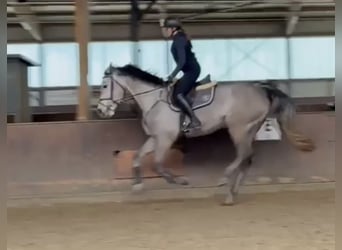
[
  {"x1": 174, "y1": 74, "x2": 201, "y2": 130},
  {"x1": 176, "y1": 93, "x2": 201, "y2": 129}
]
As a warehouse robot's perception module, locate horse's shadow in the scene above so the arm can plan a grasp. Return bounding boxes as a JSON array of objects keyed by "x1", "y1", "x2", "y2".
[{"x1": 172, "y1": 129, "x2": 237, "y2": 169}]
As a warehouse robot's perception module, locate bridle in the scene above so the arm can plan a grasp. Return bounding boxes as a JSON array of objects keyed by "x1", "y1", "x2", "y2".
[{"x1": 97, "y1": 73, "x2": 165, "y2": 112}]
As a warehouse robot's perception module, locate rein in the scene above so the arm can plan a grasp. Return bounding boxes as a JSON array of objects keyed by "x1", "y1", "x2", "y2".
[{"x1": 98, "y1": 75, "x2": 166, "y2": 111}]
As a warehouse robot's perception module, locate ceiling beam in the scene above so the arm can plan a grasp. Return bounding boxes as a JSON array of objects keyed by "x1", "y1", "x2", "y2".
[
  {"x1": 7, "y1": 19, "x2": 334, "y2": 43},
  {"x1": 6, "y1": 10, "x2": 335, "y2": 24},
  {"x1": 13, "y1": 3, "x2": 42, "y2": 41},
  {"x1": 6, "y1": 2, "x2": 335, "y2": 13},
  {"x1": 286, "y1": 1, "x2": 302, "y2": 36}
]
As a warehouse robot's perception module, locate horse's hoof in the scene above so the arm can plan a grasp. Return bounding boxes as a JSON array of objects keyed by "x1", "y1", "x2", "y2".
[
  {"x1": 217, "y1": 177, "x2": 229, "y2": 187},
  {"x1": 221, "y1": 192, "x2": 235, "y2": 206},
  {"x1": 222, "y1": 197, "x2": 235, "y2": 206},
  {"x1": 165, "y1": 177, "x2": 177, "y2": 184},
  {"x1": 176, "y1": 176, "x2": 189, "y2": 185},
  {"x1": 132, "y1": 183, "x2": 144, "y2": 193}
]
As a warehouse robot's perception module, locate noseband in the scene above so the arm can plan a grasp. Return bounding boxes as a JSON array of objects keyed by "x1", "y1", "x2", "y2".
[{"x1": 97, "y1": 76, "x2": 126, "y2": 112}]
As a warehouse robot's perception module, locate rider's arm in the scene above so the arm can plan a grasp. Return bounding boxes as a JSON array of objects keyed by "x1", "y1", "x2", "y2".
[{"x1": 169, "y1": 35, "x2": 187, "y2": 79}]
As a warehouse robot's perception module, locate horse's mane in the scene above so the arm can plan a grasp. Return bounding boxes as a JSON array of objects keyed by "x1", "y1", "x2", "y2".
[{"x1": 116, "y1": 64, "x2": 165, "y2": 86}]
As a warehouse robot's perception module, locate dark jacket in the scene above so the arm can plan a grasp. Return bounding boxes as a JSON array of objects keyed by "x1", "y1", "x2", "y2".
[{"x1": 169, "y1": 31, "x2": 200, "y2": 79}]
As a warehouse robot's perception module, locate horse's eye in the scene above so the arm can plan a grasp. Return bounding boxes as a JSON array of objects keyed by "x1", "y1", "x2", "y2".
[{"x1": 103, "y1": 85, "x2": 107, "y2": 89}]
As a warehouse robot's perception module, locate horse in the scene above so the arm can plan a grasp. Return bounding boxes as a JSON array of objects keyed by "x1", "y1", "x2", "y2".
[{"x1": 96, "y1": 63, "x2": 315, "y2": 205}]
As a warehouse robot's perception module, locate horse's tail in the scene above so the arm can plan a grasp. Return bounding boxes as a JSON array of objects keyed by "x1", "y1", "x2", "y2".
[{"x1": 260, "y1": 82, "x2": 316, "y2": 152}]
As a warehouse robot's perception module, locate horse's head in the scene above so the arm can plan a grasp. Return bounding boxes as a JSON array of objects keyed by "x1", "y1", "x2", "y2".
[{"x1": 96, "y1": 63, "x2": 125, "y2": 118}]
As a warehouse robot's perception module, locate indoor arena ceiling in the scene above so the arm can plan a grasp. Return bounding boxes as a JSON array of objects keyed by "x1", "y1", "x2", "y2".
[
  {"x1": 7, "y1": 0, "x2": 335, "y2": 23},
  {"x1": 7, "y1": 0, "x2": 335, "y2": 42}
]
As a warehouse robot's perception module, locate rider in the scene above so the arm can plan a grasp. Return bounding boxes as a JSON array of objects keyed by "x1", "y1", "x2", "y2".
[{"x1": 160, "y1": 17, "x2": 202, "y2": 131}]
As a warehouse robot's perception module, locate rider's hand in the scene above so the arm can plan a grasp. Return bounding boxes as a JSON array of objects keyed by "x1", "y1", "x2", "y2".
[{"x1": 165, "y1": 76, "x2": 173, "y2": 85}]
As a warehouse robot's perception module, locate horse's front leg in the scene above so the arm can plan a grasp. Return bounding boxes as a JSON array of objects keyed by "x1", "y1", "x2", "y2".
[
  {"x1": 131, "y1": 137, "x2": 155, "y2": 192},
  {"x1": 153, "y1": 134, "x2": 189, "y2": 186}
]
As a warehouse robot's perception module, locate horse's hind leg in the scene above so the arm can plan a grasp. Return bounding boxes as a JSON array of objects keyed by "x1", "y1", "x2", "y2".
[
  {"x1": 231, "y1": 156, "x2": 253, "y2": 198},
  {"x1": 221, "y1": 126, "x2": 254, "y2": 205},
  {"x1": 226, "y1": 120, "x2": 265, "y2": 204},
  {"x1": 153, "y1": 134, "x2": 189, "y2": 185}
]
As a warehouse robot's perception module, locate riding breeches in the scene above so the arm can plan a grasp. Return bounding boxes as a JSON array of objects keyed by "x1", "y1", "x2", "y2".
[{"x1": 172, "y1": 69, "x2": 200, "y2": 105}]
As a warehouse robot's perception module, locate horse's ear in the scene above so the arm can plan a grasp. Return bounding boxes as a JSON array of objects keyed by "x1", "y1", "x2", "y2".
[
  {"x1": 109, "y1": 62, "x2": 116, "y2": 71},
  {"x1": 104, "y1": 63, "x2": 114, "y2": 75}
]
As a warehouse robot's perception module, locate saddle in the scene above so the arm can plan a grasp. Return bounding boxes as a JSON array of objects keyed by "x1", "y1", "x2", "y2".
[
  {"x1": 168, "y1": 74, "x2": 218, "y2": 112},
  {"x1": 195, "y1": 74, "x2": 218, "y2": 91}
]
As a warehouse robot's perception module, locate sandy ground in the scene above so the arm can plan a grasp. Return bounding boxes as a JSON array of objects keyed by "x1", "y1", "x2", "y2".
[{"x1": 8, "y1": 189, "x2": 334, "y2": 250}]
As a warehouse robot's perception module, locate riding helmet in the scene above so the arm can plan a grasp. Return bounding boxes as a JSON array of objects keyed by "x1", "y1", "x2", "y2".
[{"x1": 160, "y1": 17, "x2": 182, "y2": 28}]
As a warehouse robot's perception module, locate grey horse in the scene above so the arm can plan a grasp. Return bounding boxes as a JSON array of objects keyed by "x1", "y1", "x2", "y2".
[{"x1": 97, "y1": 63, "x2": 315, "y2": 205}]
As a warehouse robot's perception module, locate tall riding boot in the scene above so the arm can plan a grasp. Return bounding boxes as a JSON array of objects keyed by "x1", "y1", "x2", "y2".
[{"x1": 176, "y1": 94, "x2": 201, "y2": 131}]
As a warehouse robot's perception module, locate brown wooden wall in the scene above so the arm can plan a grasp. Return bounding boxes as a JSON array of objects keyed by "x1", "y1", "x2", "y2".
[{"x1": 7, "y1": 112, "x2": 335, "y2": 198}]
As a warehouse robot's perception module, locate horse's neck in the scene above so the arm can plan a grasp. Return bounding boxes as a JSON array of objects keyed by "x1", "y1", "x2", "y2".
[{"x1": 124, "y1": 77, "x2": 161, "y2": 114}]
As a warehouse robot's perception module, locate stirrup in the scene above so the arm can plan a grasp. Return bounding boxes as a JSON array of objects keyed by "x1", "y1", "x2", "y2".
[
  {"x1": 188, "y1": 121, "x2": 201, "y2": 130},
  {"x1": 181, "y1": 120, "x2": 189, "y2": 132},
  {"x1": 182, "y1": 119, "x2": 201, "y2": 132}
]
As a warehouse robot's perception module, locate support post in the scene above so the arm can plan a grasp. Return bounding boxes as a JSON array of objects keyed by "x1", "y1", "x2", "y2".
[
  {"x1": 156, "y1": 0, "x2": 170, "y2": 72},
  {"x1": 75, "y1": 0, "x2": 90, "y2": 120},
  {"x1": 129, "y1": 0, "x2": 157, "y2": 65},
  {"x1": 285, "y1": 37, "x2": 293, "y2": 96},
  {"x1": 130, "y1": 0, "x2": 141, "y2": 65}
]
